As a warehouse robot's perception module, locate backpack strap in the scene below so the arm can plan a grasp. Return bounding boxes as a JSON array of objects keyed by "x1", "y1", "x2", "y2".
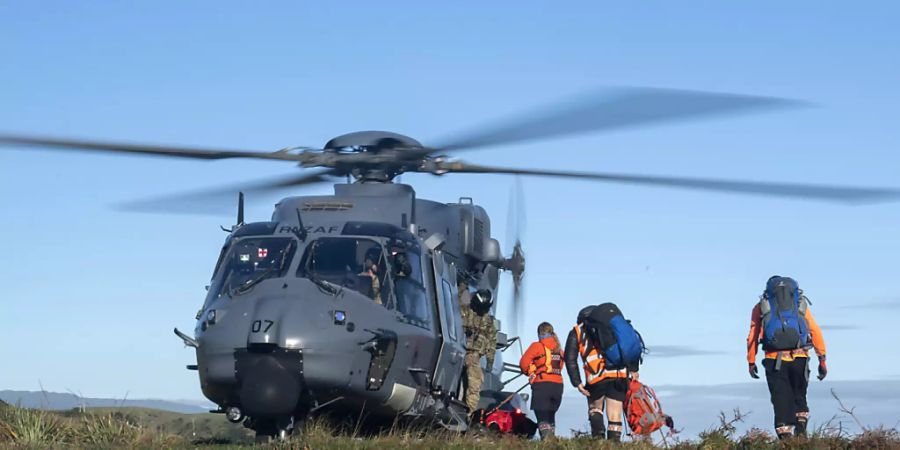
[{"x1": 544, "y1": 344, "x2": 552, "y2": 374}]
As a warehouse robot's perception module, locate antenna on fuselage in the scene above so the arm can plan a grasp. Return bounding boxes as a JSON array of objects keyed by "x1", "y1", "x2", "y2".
[
  {"x1": 220, "y1": 192, "x2": 246, "y2": 232},
  {"x1": 408, "y1": 189, "x2": 418, "y2": 236},
  {"x1": 236, "y1": 192, "x2": 245, "y2": 226}
]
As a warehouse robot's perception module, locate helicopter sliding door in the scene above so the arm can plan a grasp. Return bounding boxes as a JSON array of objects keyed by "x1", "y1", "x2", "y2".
[{"x1": 428, "y1": 251, "x2": 466, "y2": 397}]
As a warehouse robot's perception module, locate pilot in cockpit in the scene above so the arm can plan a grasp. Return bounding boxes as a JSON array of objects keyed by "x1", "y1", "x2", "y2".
[
  {"x1": 360, "y1": 247, "x2": 383, "y2": 305},
  {"x1": 390, "y1": 249, "x2": 412, "y2": 278}
]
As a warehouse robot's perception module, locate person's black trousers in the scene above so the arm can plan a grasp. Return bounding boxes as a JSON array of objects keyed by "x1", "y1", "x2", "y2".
[
  {"x1": 531, "y1": 382, "x2": 563, "y2": 425},
  {"x1": 763, "y1": 357, "x2": 809, "y2": 429}
]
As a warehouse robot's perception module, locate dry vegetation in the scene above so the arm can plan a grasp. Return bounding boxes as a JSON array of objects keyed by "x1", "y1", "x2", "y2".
[{"x1": 1, "y1": 400, "x2": 898, "y2": 449}]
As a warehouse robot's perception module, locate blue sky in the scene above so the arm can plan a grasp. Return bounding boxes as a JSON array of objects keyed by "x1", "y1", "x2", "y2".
[{"x1": 2, "y1": 0, "x2": 899, "y2": 430}]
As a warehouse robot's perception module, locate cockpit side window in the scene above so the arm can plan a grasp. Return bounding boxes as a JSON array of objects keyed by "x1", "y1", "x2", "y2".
[
  {"x1": 211, "y1": 243, "x2": 230, "y2": 279},
  {"x1": 391, "y1": 247, "x2": 431, "y2": 329},
  {"x1": 298, "y1": 238, "x2": 389, "y2": 305},
  {"x1": 440, "y1": 280, "x2": 459, "y2": 342}
]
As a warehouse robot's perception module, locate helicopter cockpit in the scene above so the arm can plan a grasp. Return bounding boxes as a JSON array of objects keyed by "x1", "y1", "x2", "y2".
[
  {"x1": 213, "y1": 237, "x2": 296, "y2": 298},
  {"x1": 296, "y1": 235, "x2": 432, "y2": 329},
  {"x1": 298, "y1": 237, "x2": 387, "y2": 301}
]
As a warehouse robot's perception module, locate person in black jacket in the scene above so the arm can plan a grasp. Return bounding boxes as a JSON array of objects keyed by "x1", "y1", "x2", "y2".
[
  {"x1": 563, "y1": 305, "x2": 628, "y2": 442},
  {"x1": 565, "y1": 304, "x2": 637, "y2": 441}
]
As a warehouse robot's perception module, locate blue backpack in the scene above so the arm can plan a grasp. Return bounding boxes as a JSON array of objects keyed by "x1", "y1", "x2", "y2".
[
  {"x1": 760, "y1": 276, "x2": 810, "y2": 352},
  {"x1": 585, "y1": 302, "x2": 644, "y2": 371}
]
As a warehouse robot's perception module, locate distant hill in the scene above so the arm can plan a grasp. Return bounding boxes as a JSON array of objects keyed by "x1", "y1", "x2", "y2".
[{"x1": 0, "y1": 390, "x2": 210, "y2": 414}]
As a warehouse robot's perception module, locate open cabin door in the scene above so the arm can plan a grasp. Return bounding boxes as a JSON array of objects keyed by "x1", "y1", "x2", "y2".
[{"x1": 428, "y1": 251, "x2": 466, "y2": 397}]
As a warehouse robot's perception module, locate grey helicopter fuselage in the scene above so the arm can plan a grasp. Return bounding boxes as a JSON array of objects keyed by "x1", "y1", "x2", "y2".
[{"x1": 190, "y1": 182, "x2": 512, "y2": 432}]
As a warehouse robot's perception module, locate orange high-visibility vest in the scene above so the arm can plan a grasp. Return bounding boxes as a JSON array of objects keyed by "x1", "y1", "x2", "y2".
[
  {"x1": 574, "y1": 325, "x2": 628, "y2": 385},
  {"x1": 528, "y1": 344, "x2": 563, "y2": 381}
]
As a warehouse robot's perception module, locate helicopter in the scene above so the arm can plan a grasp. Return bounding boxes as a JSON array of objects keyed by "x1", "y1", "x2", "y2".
[{"x1": 3, "y1": 87, "x2": 899, "y2": 441}]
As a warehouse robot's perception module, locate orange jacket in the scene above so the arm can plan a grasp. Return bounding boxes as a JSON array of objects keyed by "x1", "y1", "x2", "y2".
[
  {"x1": 519, "y1": 336, "x2": 564, "y2": 384},
  {"x1": 746, "y1": 303, "x2": 826, "y2": 363}
]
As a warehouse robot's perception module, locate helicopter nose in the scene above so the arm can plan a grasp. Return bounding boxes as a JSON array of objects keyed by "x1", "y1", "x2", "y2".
[{"x1": 236, "y1": 349, "x2": 304, "y2": 417}]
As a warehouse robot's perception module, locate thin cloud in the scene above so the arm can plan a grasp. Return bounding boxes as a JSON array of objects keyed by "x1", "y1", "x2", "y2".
[
  {"x1": 820, "y1": 324, "x2": 862, "y2": 331},
  {"x1": 645, "y1": 345, "x2": 726, "y2": 358},
  {"x1": 843, "y1": 299, "x2": 900, "y2": 310}
]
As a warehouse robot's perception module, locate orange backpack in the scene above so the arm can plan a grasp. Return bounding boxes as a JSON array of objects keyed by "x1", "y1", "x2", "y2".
[{"x1": 624, "y1": 379, "x2": 674, "y2": 436}]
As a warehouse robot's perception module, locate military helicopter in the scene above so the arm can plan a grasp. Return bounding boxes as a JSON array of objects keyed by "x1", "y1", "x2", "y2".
[{"x1": 3, "y1": 87, "x2": 898, "y2": 441}]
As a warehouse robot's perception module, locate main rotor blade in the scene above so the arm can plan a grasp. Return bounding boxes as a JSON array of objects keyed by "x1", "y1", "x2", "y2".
[
  {"x1": 441, "y1": 162, "x2": 900, "y2": 204},
  {"x1": 434, "y1": 87, "x2": 806, "y2": 152},
  {"x1": 117, "y1": 170, "x2": 336, "y2": 215},
  {"x1": 0, "y1": 134, "x2": 303, "y2": 161}
]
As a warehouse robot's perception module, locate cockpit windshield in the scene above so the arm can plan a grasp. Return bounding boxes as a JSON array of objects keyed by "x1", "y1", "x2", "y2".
[
  {"x1": 215, "y1": 237, "x2": 296, "y2": 297},
  {"x1": 298, "y1": 237, "x2": 387, "y2": 302}
]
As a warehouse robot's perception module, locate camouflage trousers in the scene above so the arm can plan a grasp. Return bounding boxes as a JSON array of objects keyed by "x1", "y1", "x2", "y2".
[{"x1": 464, "y1": 352, "x2": 483, "y2": 412}]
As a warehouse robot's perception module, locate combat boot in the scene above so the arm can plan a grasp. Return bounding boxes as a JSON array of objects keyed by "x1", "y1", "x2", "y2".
[{"x1": 589, "y1": 411, "x2": 606, "y2": 439}]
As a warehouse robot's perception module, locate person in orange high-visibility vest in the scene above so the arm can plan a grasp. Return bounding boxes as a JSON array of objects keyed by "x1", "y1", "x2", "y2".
[
  {"x1": 564, "y1": 306, "x2": 634, "y2": 441},
  {"x1": 519, "y1": 322, "x2": 564, "y2": 440},
  {"x1": 747, "y1": 276, "x2": 827, "y2": 440}
]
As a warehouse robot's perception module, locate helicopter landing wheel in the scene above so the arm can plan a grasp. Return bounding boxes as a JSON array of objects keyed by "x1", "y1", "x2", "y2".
[{"x1": 252, "y1": 415, "x2": 296, "y2": 443}]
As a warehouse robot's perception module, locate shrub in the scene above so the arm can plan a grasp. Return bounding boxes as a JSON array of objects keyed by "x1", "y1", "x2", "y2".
[{"x1": 0, "y1": 404, "x2": 70, "y2": 445}]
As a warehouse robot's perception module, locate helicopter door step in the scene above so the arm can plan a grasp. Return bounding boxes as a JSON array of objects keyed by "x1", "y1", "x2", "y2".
[
  {"x1": 407, "y1": 367, "x2": 432, "y2": 387},
  {"x1": 437, "y1": 400, "x2": 469, "y2": 432}
]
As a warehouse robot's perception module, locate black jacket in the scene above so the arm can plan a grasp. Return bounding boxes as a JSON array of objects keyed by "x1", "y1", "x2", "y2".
[{"x1": 564, "y1": 327, "x2": 583, "y2": 387}]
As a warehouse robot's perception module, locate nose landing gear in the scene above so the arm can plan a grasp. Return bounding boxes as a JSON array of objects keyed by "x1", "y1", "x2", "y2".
[{"x1": 246, "y1": 414, "x2": 305, "y2": 443}]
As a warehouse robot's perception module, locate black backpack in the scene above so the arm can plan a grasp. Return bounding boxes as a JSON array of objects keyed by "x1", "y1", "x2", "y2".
[{"x1": 583, "y1": 302, "x2": 644, "y2": 371}]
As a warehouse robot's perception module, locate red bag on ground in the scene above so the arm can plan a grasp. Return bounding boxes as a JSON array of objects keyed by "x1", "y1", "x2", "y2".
[
  {"x1": 624, "y1": 378, "x2": 673, "y2": 435},
  {"x1": 483, "y1": 409, "x2": 514, "y2": 433},
  {"x1": 481, "y1": 408, "x2": 537, "y2": 437}
]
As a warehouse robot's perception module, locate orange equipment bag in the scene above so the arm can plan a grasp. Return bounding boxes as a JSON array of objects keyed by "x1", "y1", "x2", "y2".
[{"x1": 624, "y1": 379, "x2": 674, "y2": 436}]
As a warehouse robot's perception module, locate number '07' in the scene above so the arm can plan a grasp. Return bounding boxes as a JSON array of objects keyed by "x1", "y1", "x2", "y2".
[{"x1": 251, "y1": 320, "x2": 274, "y2": 333}]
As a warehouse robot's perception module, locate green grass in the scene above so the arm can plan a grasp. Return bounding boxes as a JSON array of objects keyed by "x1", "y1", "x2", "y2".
[{"x1": 1, "y1": 401, "x2": 898, "y2": 449}]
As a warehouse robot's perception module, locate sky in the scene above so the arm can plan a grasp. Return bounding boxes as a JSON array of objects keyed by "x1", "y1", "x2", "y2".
[{"x1": 1, "y1": 0, "x2": 899, "y2": 434}]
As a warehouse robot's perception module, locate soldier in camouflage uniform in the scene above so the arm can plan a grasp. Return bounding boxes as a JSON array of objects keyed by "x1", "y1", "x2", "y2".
[{"x1": 460, "y1": 282, "x2": 497, "y2": 414}]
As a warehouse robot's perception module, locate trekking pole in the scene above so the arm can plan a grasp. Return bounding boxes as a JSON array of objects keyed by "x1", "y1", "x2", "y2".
[{"x1": 486, "y1": 383, "x2": 529, "y2": 416}]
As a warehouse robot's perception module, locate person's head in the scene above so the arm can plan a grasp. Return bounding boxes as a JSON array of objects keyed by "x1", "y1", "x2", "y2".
[
  {"x1": 577, "y1": 305, "x2": 595, "y2": 324},
  {"x1": 392, "y1": 251, "x2": 411, "y2": 277},
  {"x1": 364, "y1": 247, "x2": 381, "y2": 261},
  {"x1": 471, "y1": 288, "x2": 493, "y2": 313},
  {"x1": 537, "y1": 322, "x2": 554, "y2": 339},
  {"x1": 538, "y1": 321, "x2": 562, "y2": 350}
]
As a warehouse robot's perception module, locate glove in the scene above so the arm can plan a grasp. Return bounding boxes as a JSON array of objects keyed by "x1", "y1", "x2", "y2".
[
  {"x1": 749, "y1": 363, "x2": 759, "y2": 379},
  {"x1": 817, "y1": 357, "x2": 827, "y2": 380}
]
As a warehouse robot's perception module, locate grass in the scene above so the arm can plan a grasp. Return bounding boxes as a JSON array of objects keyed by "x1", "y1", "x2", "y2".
[{"x1": 1, "y1": 401, "x2": 898, "y2": 449}]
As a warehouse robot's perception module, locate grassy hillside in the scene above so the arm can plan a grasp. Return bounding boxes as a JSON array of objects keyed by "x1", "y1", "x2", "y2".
[
  {"x1": 0, "y1": 402, "x2": 252, "y2": 447},
  {"x1": 1, "y1": 401, "x2": 898, "y2": 449}
]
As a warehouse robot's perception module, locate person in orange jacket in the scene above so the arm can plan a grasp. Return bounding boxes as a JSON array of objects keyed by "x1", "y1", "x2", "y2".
[
  {"x1": 519, "y1": 322, "x2": 564, "y2": 440},
  {"x1": 747, "y1": 276, "x2": 827, "y2": 440}
]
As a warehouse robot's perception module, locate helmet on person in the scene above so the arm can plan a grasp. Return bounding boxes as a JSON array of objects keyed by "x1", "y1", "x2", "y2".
[
  {"x1": 577, "y1": 305, "x2": 596, "y2": 324},
  {"x1": 392, "y1": 251, "x2": 411, "y2": 277},
  {"x1": 472, "y1": 289, "x2": 493, "y2": 308}
]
